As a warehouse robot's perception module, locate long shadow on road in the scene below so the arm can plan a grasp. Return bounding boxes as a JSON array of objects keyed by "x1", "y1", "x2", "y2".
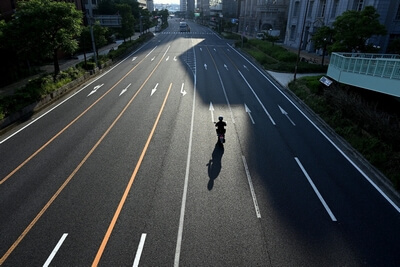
[{"x1": 207, "y1": 142, "x2": 224, "y2": 190}]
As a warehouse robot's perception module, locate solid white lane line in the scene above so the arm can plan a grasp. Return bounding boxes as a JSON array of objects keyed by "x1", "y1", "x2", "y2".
[
  {"x1": 205, "y1": 46, "x2": 235, "y2": 124},
  {"x1": 0, "y1": 43, "x2": 147, "y2": 145},
  {"x1": 229, "y1": 43, "x2": 400, "y2": 214},
  {"x1": 242, "y1": 155, "x2": 261, "y2": 218},
  {"x1": 43, "y1": 233, "x2": 68, "y2": 267},
  {"x1": 238, "y1": 70, "x2": 276, "y2": 125},
  {"x1": 174, "y1": 46, "x2": 197, "y2": 267},
  {"x1": 295, "y1": 157, "x2": 337, "y2": 222},
  {"x1": 132, "y1": 233, "x2": 147, "y2": 267}
]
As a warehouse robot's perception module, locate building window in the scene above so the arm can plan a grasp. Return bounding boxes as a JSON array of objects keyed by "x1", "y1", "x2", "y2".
[
  {"x1": 308, "y1": 1, "x2": 314, "y2": 18},
  {"x1": 318, "y1": 0, "x2": 326, "y2": 17},
  {"x1": 331, "y1": 0, "x2": 338, "y2": 18},
  {"x1": 355, "y1": 0, "x2": 364, "y2": 11},
  {"x1": 395, "y1": 4, "x2": 400, "y2": 20},
  {"x1": 293, "y1": 1, "x2": 300, "y2": 17},
  {"x1": 290, "y1": 25, "x2": 296, "y2": 40}
]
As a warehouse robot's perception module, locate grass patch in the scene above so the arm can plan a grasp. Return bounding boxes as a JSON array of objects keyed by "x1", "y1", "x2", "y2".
[
  {"x1": 239, "y1": 39, "x2": 327, "y2": 73},
  {"x1": 289, "y1": 77, "x2": 400, "y2": 190}
]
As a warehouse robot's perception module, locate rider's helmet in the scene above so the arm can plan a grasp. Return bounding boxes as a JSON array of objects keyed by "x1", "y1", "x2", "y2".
[{"x1": 218, "y1": 116, "x2": 223, "y2": 121}]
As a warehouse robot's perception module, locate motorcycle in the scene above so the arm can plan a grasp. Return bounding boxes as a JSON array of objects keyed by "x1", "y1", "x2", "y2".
[
  {"x1": 214, "y1": 121, "x2": 226, "y2": 146},
  {"x1": 217, "y1": 131, "x2": 225, "y2": 145}
]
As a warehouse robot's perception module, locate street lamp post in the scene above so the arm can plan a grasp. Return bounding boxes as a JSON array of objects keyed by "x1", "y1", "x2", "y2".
[{"x1": 87, "y1": 0, "x2": 98, "y2": 68}]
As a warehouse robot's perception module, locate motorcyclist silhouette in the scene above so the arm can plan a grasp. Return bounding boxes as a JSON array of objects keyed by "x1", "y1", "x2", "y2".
[{"x1": 215, "y1": 116, "x2": 226, "y2": 143}]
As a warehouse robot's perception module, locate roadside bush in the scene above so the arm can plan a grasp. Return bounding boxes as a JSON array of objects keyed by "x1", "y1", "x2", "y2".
[
  {"x1": 0, "y1": 68, "x2": 85, "y2": 118},
  {"x1": 289, "y1": 76, "x2": 400, "y2": 191},
  {"x1": 243, "y1": 39, "x2": 327, "y2": 73},
  {"x1": 77, "y1": 61, "x2": 97, "y2": 71},
  {"x1": 273, "y1": 51, "x2": 297, "y2": 62},
  {"x1": 246, "y1": 49, "x2": 275, "y2": 65}
]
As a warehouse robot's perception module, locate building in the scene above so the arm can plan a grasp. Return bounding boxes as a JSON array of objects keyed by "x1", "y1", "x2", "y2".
[
  {"x1": 238, "y1": 0, "x2": 289, "y2": 39},
  {"x1": 284, "y1": 0, "x2": 400, "y2": 54}
]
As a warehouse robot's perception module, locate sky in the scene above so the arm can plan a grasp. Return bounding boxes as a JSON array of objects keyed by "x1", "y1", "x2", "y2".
[{"x1": 153, "y1": 0, "x2": 180, "y2": 5}]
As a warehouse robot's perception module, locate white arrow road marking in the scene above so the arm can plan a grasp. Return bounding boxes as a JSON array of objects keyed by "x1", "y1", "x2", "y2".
[
  {"x1": 204, "y1": 64, "x2": 207, "y2": 70},
  {"x1": 166, "y1": 56, "x2": 170, "y2": 61},
  {"x1": 295, "y1": 157, "x2": 337, "y2": 222},
  {"x1": 227, "y1": 48, "x2": 231, "y2": 52},
  {"x1": 43, "y1": 233, "x2": 68, "y2": 267},
  {"x1": 88, "y1": 83, "x2": 104, "y2": 96},
  {"x1": 180, "y1": 83, "x2": 187, "y2": 96},
  {"x1": 119, "y1": 83, "x2": 131, "y2": 96},
  {"x1": 174, "y1": 56, "x2": 177, "y2": 61},
  {"x1": 200, "y1": 48, "x2": 203, "y2": 52},
  {"x1": 132, "y1": 56, "x2": 137, "y2": 61},
  {"x1": 151, "y1": 83, "x2": 159, "y2": 96},
  {"x1": 244, "y1": 103, "x2": 255, "y2": 124},
  {"x1": 209, "y1": 102, "x2": 214, "y2": 122},
  {"x1": 224, "y1": 64, "x2": 228, "y2": 70},
  {"x1": 151, "y1": 56, "x2": 156, "y2": 61},
  {"x1": 243, "y1": 65, "x2": 249, "y2": 71},
  {"x1": 278, "y1": 105, "x2": 296, "y2": 126},
  {"x1": 238, "y1": 70, "x2": 276, "y2": 125},
  {"x1": 214, "y1": 48, "x2": 217, "y2": 52}
]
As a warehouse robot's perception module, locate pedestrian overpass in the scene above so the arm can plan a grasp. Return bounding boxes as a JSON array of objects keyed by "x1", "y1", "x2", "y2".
[
  {"x1": 94, "y1": 15, "x2": 122, "y2": 27},
  {"x1": 327, "y1": 52, "x2": 400, "y2": 97}
]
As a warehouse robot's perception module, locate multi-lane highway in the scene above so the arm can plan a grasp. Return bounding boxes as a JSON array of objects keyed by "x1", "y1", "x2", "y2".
[{"x1": 1, "y1": 19, "x2": 399, "y2": 266}]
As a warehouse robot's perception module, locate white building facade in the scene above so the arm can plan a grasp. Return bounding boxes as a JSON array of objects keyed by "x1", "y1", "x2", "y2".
[{"x1": 284, "y1": 0, "x2": 400, "y2": 53}]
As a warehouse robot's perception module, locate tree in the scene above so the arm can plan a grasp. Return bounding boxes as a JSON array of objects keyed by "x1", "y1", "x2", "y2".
[
  {"x1": 387, "y1": 38, "x2": 400, "y2": 54},
  {"x1": 116, "y1": 3, "x2": 135, "y2": 40},
  {"x1": 12, "y1": 0, "x2": 83, "y2": 76},
  {"x1": 331, "y1": 6, "x2": 387, "y2": 53},
  {"x1": 311, "y1": 26, "x2": 335, "y2": 65},
  {"x1": 80, "y1": 23, "x2": 109, "y2": 58}
]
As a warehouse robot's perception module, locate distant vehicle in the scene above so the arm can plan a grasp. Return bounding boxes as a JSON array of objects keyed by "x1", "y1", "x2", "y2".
[
  {"x1": 256, "y1": 32, "x2": 264, "y2": 40},
  {"x1": 179, "y1": 21, "x2": 189, "y2": 32}
]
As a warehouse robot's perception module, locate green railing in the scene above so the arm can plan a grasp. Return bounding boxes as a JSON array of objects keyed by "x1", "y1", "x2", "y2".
[{"x1": 329, "y1": 53, "x2": 400, "y2": 80}]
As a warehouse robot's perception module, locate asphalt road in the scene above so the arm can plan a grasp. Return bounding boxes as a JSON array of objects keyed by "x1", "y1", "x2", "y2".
[{"x1": 1, "y1": 19, "x2": 399, "y2": 266}]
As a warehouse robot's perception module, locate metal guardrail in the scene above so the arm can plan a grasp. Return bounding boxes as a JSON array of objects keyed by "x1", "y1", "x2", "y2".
[
  {"x1": 329, "y1": 52, "x2": 400, "y2": 80},
  {"x1": 327, "y1": 52, "x2": 400, "y2": 97}
]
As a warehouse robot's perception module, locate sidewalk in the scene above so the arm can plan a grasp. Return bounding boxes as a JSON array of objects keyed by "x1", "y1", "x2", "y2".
[
  {"x1": 0, "y1": 31, "x2": 148, "y2": 96},
  {"x1": 1, "y1": 29, "x2": 326, "y2": 95},
  {"x1": 267, "y1": 71, "x2": 324, "y2": 88}
]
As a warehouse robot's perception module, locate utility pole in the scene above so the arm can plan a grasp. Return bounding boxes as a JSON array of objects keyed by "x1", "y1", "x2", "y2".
[
  {"x1": 294, "y1": 0, "x2": 309, "y2": 82},
  {"x1": 87, "y1": 0, "x2": 98, "y2": 67}
]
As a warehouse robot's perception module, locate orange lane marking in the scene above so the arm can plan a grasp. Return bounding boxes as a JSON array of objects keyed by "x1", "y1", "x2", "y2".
[
  {"x1": 0, "y1": 56, "x2": 146, "y2": 185},
  {"x1": 0, "y1": 48, "x2": 168, "y2": 264},
  {"x1": 92, "y1": 83, "x2": 173, "y2": 267}
]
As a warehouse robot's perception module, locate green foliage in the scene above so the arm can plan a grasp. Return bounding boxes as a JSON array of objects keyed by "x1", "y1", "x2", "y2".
[
  {"x1": 311, "y1": 26, "x2": 335, "y2": 52},
  {"x1": 222, "y1": 32, "x2": 242, "y2": 40},
  {"x1": 117, "y1": 3, "x2": 135, "y2": 39},
  {"x1": 289, "y1": 76, "x2": 400, "y2": 191},
  {"x1": 243, "y1": 39, "x2": 327, "y2": 73},
  {"x1": 332, "y1": 6, "x2": 387, "y2": 52},
  {"x1": 387, "y1": 38, "x2": 400, "y2": 54},
  {"x1": 0, "y1": 68, "x2": 85, "y2": 117},
  {"x1": 303, "y1": 76, "x2": 323, "y2": 94},
  {"x1": 10, "y1": 0, "x2": 83, "y2": 75}
]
